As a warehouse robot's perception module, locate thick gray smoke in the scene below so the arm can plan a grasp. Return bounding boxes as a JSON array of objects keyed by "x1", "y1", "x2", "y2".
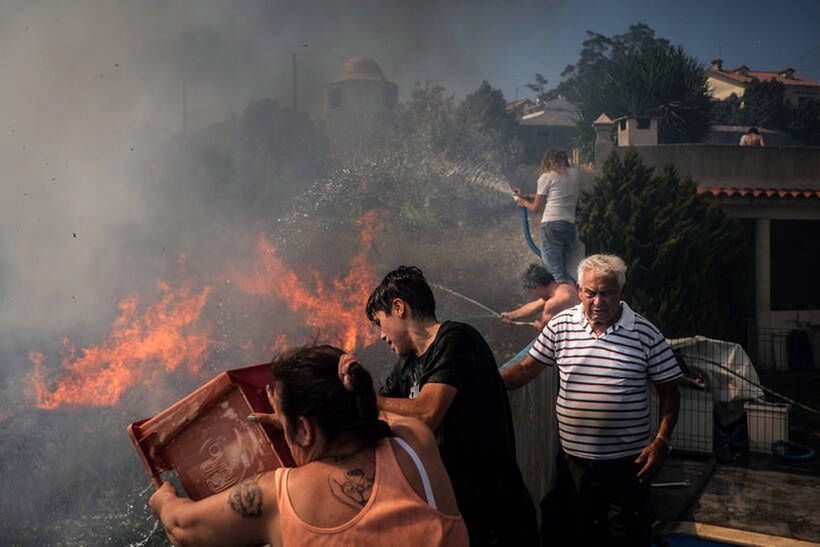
[
  {"x1": 0, "y1": 0, "x2": 560, "y2": 361},
  {"x1": 0, "y1": 1, "x2": 562, "y2": 543}
]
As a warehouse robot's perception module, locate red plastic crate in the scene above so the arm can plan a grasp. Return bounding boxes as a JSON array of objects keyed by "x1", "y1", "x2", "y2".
[{"x1": 128, "y1": 363, "x2": 294, "y2": 500}]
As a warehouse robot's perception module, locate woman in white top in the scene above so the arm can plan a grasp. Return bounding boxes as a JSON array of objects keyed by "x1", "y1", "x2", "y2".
[{"x1": 514, "y1": 149, "x2": 579, "y2": 284}]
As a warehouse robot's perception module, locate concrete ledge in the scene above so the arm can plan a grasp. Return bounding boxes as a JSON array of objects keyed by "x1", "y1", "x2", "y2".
[{"x1": 607, "y1": 145, "x2": 820, "y2": 189}]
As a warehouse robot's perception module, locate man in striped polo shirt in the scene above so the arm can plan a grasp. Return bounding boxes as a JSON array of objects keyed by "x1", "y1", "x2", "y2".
[{"x1": 502, "y1": 254, "x2": 681, "y2": 546}]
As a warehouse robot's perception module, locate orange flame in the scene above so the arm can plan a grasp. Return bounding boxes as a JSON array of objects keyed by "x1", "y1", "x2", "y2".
[
  {"x1": 29, "y1": 280, "x2": 215, "y2": 409},
  {"x1": 27, "y1": 213, "x2": 383, "y2": 410},
  {"x1": 235, "y1": 212, "x2": 382, "y2": 352},
  {"x1": 269, "y1": 332, "x2": 291, "y2": 355}
]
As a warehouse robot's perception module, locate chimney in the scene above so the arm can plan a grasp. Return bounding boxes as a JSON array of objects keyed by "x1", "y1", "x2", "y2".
[
  {"x1": 733, "y1": 65, "x2": 750, "y2": 76},
  {"x1": 778, "y1": 67, "x2": 796, "y2": 79},
  {"x1": 592, "y1": 114, "x2": 615, "y2": 170},
  {"x1": 710, "y1": 58, "x2": 724, "y2": 71}
]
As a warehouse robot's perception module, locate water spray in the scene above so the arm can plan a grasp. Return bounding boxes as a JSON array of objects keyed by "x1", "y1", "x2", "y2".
[
  {"x1": 126, "y1": 519, "x2": 161, "y2": 547},
  {"x1": 431, "y1": 283, "x2": 536, "y2": 328},
  {"x1": 443, "y1": 159, "x2": 541, "y2": 259}
]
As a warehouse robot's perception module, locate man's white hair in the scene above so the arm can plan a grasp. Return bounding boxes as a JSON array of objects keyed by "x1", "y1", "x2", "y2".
[{"x1": 577, "y1": 254, "x2": 627, "y2": 288}]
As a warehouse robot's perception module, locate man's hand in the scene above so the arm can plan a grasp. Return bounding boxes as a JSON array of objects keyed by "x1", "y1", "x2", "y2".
[
  {"x1": 634, "y1": 438, "x2": 669, "y2": 482},
  {"x1": 533, "y1": 319, "x2": 545, "y2": 331},
  {"x1": 500, "y1": 312, "x2": 513, "y2": 324}
]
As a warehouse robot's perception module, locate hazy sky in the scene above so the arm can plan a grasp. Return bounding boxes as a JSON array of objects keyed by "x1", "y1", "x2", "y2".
[{"x1": 2, "y1": 1, "x2": 817, "y2": 131}]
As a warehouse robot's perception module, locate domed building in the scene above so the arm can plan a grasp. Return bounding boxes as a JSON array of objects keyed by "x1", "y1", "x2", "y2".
[{"x1": 323, "y1": 56, "x2": 398, "y2": 142}]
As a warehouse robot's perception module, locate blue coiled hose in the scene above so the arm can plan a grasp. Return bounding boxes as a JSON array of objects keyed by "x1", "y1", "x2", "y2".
[
  {"x1": 772, "y1": 440, "x2": 816, "y2": 462},
  {"x1": 519, "y1": 207, "x2": 541, "y2": 258}
]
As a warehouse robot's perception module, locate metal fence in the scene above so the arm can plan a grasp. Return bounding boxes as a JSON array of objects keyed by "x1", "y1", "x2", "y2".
[
  {"x1": 509, "y1": 330, "x2": 815, "y2": 507},
  {"x1": 649, "y1": 333, "x2": 814, "y2": 460},
  {"x1": 746, "y1": 325, "x2": 818, "y2": 371}
]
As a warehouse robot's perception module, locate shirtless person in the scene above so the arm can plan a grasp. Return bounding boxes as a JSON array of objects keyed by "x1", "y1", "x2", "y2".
[
  {"x1": 740, "y1": 127, "x2": 765, "y2": 146},
  {"x1": 501, "y1": 263, "x2": 580, "y2": 331}
]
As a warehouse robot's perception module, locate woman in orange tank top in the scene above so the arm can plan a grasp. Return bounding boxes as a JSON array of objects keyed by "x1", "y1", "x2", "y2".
[{"x1": 149, "y1": 345, "x2": 468, "y2": 547}]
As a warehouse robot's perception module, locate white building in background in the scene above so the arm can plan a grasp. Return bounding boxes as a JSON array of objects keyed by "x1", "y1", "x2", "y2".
[
  {"x1": 506, "y1": 96, "x2": 579, "y2": 163},
  {"x1": 323, "y1": 56, "x2": 398, "y2": 142},
  {"x1": 706, "y1": 59, "x2": 820, "y2": 106},
  {"x1": 612, "y1": 115, "x2": 660, "y2": 146}
]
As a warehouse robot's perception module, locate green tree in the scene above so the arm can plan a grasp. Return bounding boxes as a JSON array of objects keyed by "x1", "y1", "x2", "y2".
[
  {"x1": 525, "y1": 73, "x2": 550, "y2": 103},
  {"x1": 550, "y1": 23, "x2": 670, "y2": 102},
  {"x1": 572, "y1": 45, "x2": 712, "y2": 159},
  {"x1": 738, "y1": 79, "x2": 789, "y2": 130},
  {"x1": 394, "y1": 82, "x2": 456, "y2": 148},
  {"x1": 578, "y1": 151, "x2": 745, "y2": 339},
  {"x1": 332, "y1": 80, "x2": 519, "y2": 231},
  {"x1": 389, "y1": 80, "x2": 522, "y2": 171},
  {"x1": 452, "y1": 80, "x2": 523, "y2": 170},
  {"x1": 788, "y1": 98, "x2": 820, "y2": 146},
  {"x1": 709, "y1": 93, "x2": 743, "y2": 125},
  {"x1": 537, "y1": 24, "x2": 711, "y2": 159}
]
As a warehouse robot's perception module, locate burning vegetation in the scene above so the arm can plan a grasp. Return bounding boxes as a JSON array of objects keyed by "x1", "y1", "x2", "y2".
[
  {"x1": 233, "y1": 211, "x2": 383, "y2": 352},
  {"x1": 28, "y1": 279, "x2": 215, "y2": 410},
  {"x1": 26, "y1": 211, "x2": 384, "y2": 412}
]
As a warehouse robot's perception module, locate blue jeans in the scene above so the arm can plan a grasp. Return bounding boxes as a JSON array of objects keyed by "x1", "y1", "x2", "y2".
[{"x1": 540, "y1": 220, "x2": 576, "y2": 284}]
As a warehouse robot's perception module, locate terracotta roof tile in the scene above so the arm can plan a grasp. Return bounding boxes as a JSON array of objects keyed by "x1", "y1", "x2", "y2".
[
  {"x1": 698, "y1": 186, "x2": 820, "y2": 199},
  {"x1": 708, "y1": 68, "x2": 820, "y2": 88}
]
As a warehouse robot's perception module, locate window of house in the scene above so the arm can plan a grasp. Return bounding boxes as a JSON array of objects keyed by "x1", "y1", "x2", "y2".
[
  {"x1": 619, "y1": 119, "x2": 626, "y2": 131},
  {"x1": 770, "y1": 220, "x2": 820, "y2": 310},
  {"x1": 329, "y1": 88, "x2": 342, "y2": 109},
  {"x1": 637, "y1": 118, "x2": 651, "y2": 129}
]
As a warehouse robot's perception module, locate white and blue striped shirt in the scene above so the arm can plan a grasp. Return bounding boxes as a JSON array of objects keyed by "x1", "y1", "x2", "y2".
[{"x1": 529, "y1": 302, "x2": 682, "y2": 460}]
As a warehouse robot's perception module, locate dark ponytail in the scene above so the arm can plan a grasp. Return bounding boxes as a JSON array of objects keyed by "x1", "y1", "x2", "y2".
[
  {"x1": 346, "y1": 362, "x2": 392, "y2": 442},
  {"x1": 269, "y1": 345, "x2": 391, "y2": 446}
]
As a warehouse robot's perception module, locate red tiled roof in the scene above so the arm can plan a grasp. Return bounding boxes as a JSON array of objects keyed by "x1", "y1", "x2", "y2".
[
  {"x1": 708, "y1": 67, "x2": 820, "y2": 88},
  {"x1": 698, "y1": 186, "x2": 820, "y2": 199}
]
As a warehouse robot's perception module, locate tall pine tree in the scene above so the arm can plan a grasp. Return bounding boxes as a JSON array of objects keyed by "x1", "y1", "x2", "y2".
[{"x1": 579, "y1": 151, "x2": 746, "y2": 339}]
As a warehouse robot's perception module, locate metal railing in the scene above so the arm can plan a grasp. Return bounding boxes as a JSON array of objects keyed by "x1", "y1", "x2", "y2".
[{"x1": 649, "y1": 333, "x2": 818, "y2": 461}]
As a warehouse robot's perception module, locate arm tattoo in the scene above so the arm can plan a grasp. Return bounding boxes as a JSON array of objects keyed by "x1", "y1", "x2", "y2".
[
  {"x1": 328, "y1": 468, "x2": 374, "y2": 511},
  {"x1": 228, "y1": 475, "x2": 263, "y2": 518}
]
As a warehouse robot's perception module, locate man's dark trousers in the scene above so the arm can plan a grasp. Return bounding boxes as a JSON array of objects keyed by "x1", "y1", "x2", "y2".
[{"x1": 541, "y1": 451, "x2": 652, "y2": 547}]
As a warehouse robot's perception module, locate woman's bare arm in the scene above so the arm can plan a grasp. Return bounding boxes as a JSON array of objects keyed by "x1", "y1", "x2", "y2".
[{"x1": 149, "y1": 473, "x2": 277, "y2": 547}]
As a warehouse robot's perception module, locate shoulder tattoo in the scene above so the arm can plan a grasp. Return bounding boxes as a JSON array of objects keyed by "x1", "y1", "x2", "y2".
[
  {"x1": 328, "y1": 468, "x2": 374, "y2": 510},
  {"x1": 228, "y1": 475, "x2": 263, "y2": 518}
]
